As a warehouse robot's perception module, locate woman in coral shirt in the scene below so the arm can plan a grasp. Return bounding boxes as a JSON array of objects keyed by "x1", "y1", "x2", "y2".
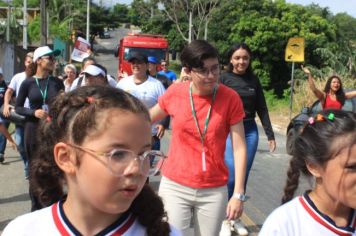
[{"x1": 150, "y1": 40, "x2": 247, "y2": 236}]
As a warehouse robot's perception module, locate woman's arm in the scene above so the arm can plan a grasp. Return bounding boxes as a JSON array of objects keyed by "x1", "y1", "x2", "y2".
[
  {"x1": 149, "y1": 103, "x2": 168, "y2": 124},
  {"x1": 301, "y1": 66, "x2": 325, "y2": 102},
  {"x1": 345, "y1": 90, "x2": 356, "y2": 99},
  {"x1": 226, "y1": 121, "x2": 247, "y2": 220},
  {"x1": 3, "y1": 88, "x2": 14, "y2": 117},
  {"x1": 255, "y1": 78, "x2": 276, "y2": 152},
  {"x1": 15, "y1": 81, "x2": 35, "y2": 117}
]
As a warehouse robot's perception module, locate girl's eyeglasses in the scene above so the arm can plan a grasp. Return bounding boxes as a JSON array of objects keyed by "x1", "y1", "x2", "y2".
[{"x1": 66, "y1": 143, "x2": 166, "y2": 177}]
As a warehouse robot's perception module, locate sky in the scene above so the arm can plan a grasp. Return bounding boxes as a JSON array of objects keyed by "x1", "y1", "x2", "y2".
[{"x1": 94, "y1": 0, "x2": 356, "y2": 17}]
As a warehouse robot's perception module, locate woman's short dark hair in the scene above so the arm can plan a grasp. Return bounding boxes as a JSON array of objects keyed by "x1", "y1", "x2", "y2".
[
  {"x1": 180, "y1": 40, "x2": 219, "y2": 70},
  {"x1": 226, "y1": 43, "x2": 253, "y2": 74}
]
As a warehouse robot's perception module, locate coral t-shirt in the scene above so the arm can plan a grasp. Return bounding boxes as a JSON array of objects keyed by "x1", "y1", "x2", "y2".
[{"x1": 158, "y1": 82, "x2": 245, "y2": 188}]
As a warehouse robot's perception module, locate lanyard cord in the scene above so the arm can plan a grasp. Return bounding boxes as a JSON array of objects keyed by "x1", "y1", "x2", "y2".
[
  {"x1": 189, "y1": 82, "x2": 218, "y2": 147},
  {"x1": 34, "y1": 77, "x2": 50, "y2": 104}
]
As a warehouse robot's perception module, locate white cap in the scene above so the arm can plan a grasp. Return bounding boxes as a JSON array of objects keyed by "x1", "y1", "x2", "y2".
[
  {"x1": 33, "y1": 46, "x2": 60, "y2": 62},
  {"x1": 83, "y1": 65, "x2": 106, "y2": 77},
  {"x1": 0, "y1": 67, "x2": 2, "y2": 74}
]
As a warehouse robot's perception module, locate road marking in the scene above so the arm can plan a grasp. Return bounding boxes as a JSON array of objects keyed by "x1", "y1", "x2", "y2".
[{"x1": 241, "y1": 212, "x2": 256, "y2": 227}]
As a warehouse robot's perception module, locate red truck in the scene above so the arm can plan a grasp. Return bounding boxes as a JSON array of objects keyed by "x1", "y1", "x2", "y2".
[{"x1": 114, "y1": 33, "x2": 169, "y2": 79}]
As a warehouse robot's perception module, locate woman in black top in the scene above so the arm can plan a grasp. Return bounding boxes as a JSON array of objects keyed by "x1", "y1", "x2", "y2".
[
  {"x1": 16, "y1": 46, "x2": 64, "y2": 211},
  {"x1": 220, "y1": 43, "x2": 276, "y2": 198}
]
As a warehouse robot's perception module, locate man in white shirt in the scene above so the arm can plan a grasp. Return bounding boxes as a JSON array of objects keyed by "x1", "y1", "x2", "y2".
[
  {"x1": 116, "y1": 52, "x2": 166, "y2": 150},
  {"x1": 2, "y1": 52, "x2": 33, "y2": 177}
]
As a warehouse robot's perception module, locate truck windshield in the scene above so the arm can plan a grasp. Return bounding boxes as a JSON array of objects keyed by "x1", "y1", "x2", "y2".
[{"x1": 124, "y1": 48, "x2": 167, "y2": 61}]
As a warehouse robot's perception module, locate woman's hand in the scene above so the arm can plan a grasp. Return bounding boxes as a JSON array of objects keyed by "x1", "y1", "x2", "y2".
[
  {"x1": 34, "y1": 109, "x2": 48, "y2": 119},
  {"x1": 226, "y1": 197, "x2": 244, "y2": 220},
  {"x1": 301, "y1": 65, "x2": 311, "y2": 75},
  {"x1": 269, "y1": 139, "x2": 276, "y2": 152},
  {"x1": 2, "y1": 104, "x2": 11, "y2": 117}
]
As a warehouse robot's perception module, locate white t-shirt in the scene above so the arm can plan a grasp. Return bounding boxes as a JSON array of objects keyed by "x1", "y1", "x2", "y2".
[
  {"x1": 70, "y1": 74, "x2": 117, "y2": 91},
  {"x1": 259, "y1": 194, "x2": 356, "y2": 236},
  {"x1": 8, "y1": 72, "x2": 29, "y2": 108},
  {"x1": 116, "y1": 75, "x2": 165, "y2": 135},
  {"x1": 2, "y1": 202, "x2": 182, "y2": 236}
]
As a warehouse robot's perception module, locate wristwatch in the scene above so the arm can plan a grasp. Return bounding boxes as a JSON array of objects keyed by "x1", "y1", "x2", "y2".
[{"x1": 232, "y1": 193, "x2": 247, "y2": 202}]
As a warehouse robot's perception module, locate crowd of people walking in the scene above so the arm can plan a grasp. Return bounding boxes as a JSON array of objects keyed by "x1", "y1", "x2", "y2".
[{"x1": 0, "y1": 39, "x2": 355, "y2": 236}]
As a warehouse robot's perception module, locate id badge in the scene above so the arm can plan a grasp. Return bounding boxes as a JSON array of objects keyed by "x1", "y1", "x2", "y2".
[{"x1": 42, "y1": 104, "x2": 49, "y2": 112}]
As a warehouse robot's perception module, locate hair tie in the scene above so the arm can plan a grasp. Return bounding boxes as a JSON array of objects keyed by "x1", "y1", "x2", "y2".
[
  {"x1": 46, "y1": 116, "x2": 52, "y2": 122},
  {"x1": 86, "y1": 96, "x2": 95, "y2": 104},
  {"x1": 308, "y1": 117, "x2": 314, "y2": 125},
  {"x1": 327, "y1": 113, "x2": 334, "y2": 121},
  {"x1": 316, "y1": 114, "x2": 324, "y2": 121}
]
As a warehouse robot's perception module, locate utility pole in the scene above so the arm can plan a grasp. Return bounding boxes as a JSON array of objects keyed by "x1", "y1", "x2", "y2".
[
  {"x1": 86, "y1": 0, "x2": 90, "y2": 42},
  {"x1": 6, "y1": 3, "x2": 10, "y2": 42},
  {"x1": 204, "y1": 20, "x2": 208, "y2": 40},
  {"x1": 23, "y1": 0, "x2": 28, "y2": 49},
  {"x1": 188, "y1": 11, "x2": 192, "y2": 43},
  {"x1": 40, "y1": 0, "x2": 47, "y2": 45}
]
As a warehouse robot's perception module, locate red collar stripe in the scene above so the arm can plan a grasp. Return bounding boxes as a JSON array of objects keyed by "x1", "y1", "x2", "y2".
[
  {"x1": 51, "y1": 202, "x2": 73, "y2": 236},
  {"x1": 110, "y1": 215, "x2": 136, "y2": 236},
  {"x1": 299, "y1": 196, "x2": 353, "y2": 236},
  {"x1": 51, "y1": 202, "x2": 136, "y2": 236}
]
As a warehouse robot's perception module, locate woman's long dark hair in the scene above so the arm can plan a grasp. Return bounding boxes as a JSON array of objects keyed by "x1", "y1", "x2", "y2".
[
  {"x1": 226, "y1": 43, "x2": 253, "y2": 75},
  {"x1": 323, "y1": 75, "x2": 346, "y2": 106},
  {"x1": 282, "y1": 109, "x2": 356, "y2": 204},
  {"x1": 30, "y1": 86, "x2": 171, "y2": 236}
]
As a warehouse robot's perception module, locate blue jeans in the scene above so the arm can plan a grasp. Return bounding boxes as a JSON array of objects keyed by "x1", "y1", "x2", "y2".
[
  {"x1": 15, "y1": 125, "x2": 28, "y2": 174},
  {"x1": 0, "y1": 120, "x2": 10, "y2": 154},
  {"x1": 224, "y1": 119, "x2": 259, "y2": 198}
]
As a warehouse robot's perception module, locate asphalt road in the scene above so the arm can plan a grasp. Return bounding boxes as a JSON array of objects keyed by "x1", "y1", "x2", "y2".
[{"x1": 0, "y1": 28, "x2": 311, "y2": 235}]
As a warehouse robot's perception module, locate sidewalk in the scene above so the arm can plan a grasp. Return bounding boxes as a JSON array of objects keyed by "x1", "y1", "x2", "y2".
[{"x1": 0, "y1": 145, "x2": 30, "y2": 233}]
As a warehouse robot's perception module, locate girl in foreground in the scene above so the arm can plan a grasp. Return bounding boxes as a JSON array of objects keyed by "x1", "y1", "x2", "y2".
[
  {"x1": 260, "y1": 109, "x2": 356, "y2": 235},
  {"x1": 3, "y1": 86, "x2": 181, "y2": 236}
]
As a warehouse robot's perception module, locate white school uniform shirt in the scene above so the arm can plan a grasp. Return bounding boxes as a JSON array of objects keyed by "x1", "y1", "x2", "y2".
[
  {"x1": 8, "y1": 71, "x2": 30, "y2": 108},
  {"x1": 2, "y1": 201, "x2": 182, "y2": 236},
  {"x1": 259, "y1": 194, "x2": 356, "y2": 236},
  {"x1": 116, "y1": 75, "x2": 165, "y2": 136}
]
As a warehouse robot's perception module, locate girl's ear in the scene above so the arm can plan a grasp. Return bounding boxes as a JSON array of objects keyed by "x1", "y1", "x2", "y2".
[
  {"x1": 306, "y1": 161, "x2": 322, "y2": 178},
  {"x1": 54, "y1": 142, "x2": 77, "y2": 175}
]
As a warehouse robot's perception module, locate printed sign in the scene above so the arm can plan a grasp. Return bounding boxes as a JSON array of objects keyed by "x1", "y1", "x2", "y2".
[
  {"x1": 285, "y1": 37, "x2": 305, "y2": 62},
  {"x1": 71, "y1": 37, "x2": 91, "y2": 62}
]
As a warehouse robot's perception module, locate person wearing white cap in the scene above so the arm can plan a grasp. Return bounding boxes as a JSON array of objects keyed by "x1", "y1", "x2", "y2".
[
  {"x1": 70, "y1": 58, "x2": 117, "y2": 91},
  {"x1": 82, "y1": 64, "x2": 108, "y2": 86},
  {"x1": 15, "y1": 45, "x2": 64, "y2": 211},
  {"x1": 2, "y1": 52, "x2": 33, "y2": 175}
]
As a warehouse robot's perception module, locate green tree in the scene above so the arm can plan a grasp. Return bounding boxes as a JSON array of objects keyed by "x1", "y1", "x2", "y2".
[{"x1": 110, "y1": 3, "x2": 129, "y2": 24}]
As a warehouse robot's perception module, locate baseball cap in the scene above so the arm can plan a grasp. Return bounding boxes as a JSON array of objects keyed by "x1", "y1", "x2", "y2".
[
  {"x1": 82, "y1": 65, "x2": 106, "y2": 77},
  {"x1": 148, "y1": 56, "x2": 159, "y2": 64},
  {"x1": 33, "y1": 46, "x2": 60, "y2": 62},
  {"x1": 128, "y1": 52, "x2": 148, "y2": 63}
]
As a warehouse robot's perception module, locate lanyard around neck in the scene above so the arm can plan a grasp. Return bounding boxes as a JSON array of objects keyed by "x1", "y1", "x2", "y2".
[
  {"x1": 34, "y1": 77, "x2": 50, "y2": 104},
  {"x1": 189, "y1": 82, "x2": 218, "y2": 147}
]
